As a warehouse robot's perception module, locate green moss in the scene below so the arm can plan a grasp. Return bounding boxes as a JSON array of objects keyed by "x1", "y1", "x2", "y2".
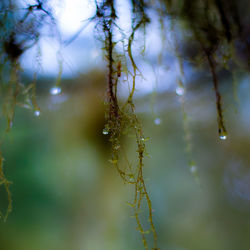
[
  {"x1": 0, "y1": 154, "x2": 12, "y2": 221},
  {"x1": 93, "y1": 1, "x2": 158, "y2": 248},
  {"x1": 0, "y1": 0, "x2": 56, "y2": 220},
  {"x1": 1, "y1": 0, "x2": 250, "y2": 249}
]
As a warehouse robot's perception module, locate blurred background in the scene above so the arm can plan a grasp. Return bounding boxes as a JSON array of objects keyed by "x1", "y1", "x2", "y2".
[{"x1": 1, "y1": 0, "x2": 250, "y2": 250}]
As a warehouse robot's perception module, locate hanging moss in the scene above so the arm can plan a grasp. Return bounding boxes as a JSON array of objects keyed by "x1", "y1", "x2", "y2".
[
  {"x1": 0, "y1": 0, "x2": 57, "y2": 220},
  {"x1": 91, "y1": 1, "x2": 158, "y2": 248},
  {"x1": 1, "y1": 0, "x2": 250, "y2": 249}
]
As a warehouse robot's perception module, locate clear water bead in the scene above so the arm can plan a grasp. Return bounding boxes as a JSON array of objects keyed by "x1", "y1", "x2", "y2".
[
  {"x1": 220, "y1": 135, "x2": 227, "y2": 140},
  {"x1": 50, "y1": 86, "x2": 61, "y2": 95},
  {"x1": 190, "y1": 165, "x2": 197, "y2": 173},
  {"x1": 34, "y1": 110, "x2": 40, "y2": 117},
  {"x1": 175, "y1": 86, "x2": 185, "y2": 96},
  {"x1": 154, "y1": 118, "x2": 161, "y2": 125},
  {"x1": 102, "y1": 129, "x2": 109, "y2": 135}
]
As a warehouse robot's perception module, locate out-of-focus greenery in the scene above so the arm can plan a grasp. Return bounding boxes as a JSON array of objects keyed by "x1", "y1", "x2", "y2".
[{"x1": 0, "y1": 69, "x2": 250, "y2": 250}]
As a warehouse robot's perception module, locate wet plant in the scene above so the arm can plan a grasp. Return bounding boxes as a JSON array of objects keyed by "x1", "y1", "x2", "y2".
[
  {"x1": 94, "y1": 1, "x2": 250, "y2": 247},
  {"x1": 92, "y1": 1, "x2": 158, "y2": 248},
  {"x1": 1, "y1": 0, "x2": 250, "y2": 249},
  {"x1": 0, "y1": 0, "x2": 57, "y2": 219}
]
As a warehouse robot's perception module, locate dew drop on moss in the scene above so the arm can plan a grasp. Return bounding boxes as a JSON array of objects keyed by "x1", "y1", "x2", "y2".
[
  {"x1": 102, "y1": 129, "x2": 109, "y2": 135},
  {"x1": 190, "y1": 165, "x2": 197, "y2": 173},
  {"x1": 154, "y1": 118, "x2": 161, "y2": 125},
  {"x1": 34, "y1": 110, "x2": 40, "y2": 117},
  {"x1": 175, "y1": 86, "x2": 185, "y2": 96},
  {"x1": 220, "y1": 135, "x2": 227, "y2": 140},
  {"x1": 50, "y1": 86, "x2": 61, "y2": 95},
  {"x1": 219, "y1": 129, "x2": 227, "y2": 140}
]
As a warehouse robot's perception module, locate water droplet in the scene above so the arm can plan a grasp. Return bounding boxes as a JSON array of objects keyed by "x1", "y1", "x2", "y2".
[
  {"x1": 21, "y1": 103, "x2": 32, "y2": 109},
  {"x1": 141, "y1": 137, "x2": 145, "y2": 141},
  {"x1": 175, "y1": 86, "x2": 185, "y2": 96},
  {"x1": 34, "y1": 110, "x2": 40, "y2": 117},
  {"x1": 190, "y1": 165, "x2": 197, "y2": 173},
  {"x1": 220, "y1": 135, "x2": 227, "y2": 140},
  {"x1": 102, "y1": 129, "x2": 109, "y2": 135},
  {"x1": 154, "y1": 118, "x2": 161, "y2": 125},
  {"x1": 50, "y1": 86, "x2": 61, "y2": 95},
  {"x1": 219, "y1": 129, "x2": 227, "y2": 140}
]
